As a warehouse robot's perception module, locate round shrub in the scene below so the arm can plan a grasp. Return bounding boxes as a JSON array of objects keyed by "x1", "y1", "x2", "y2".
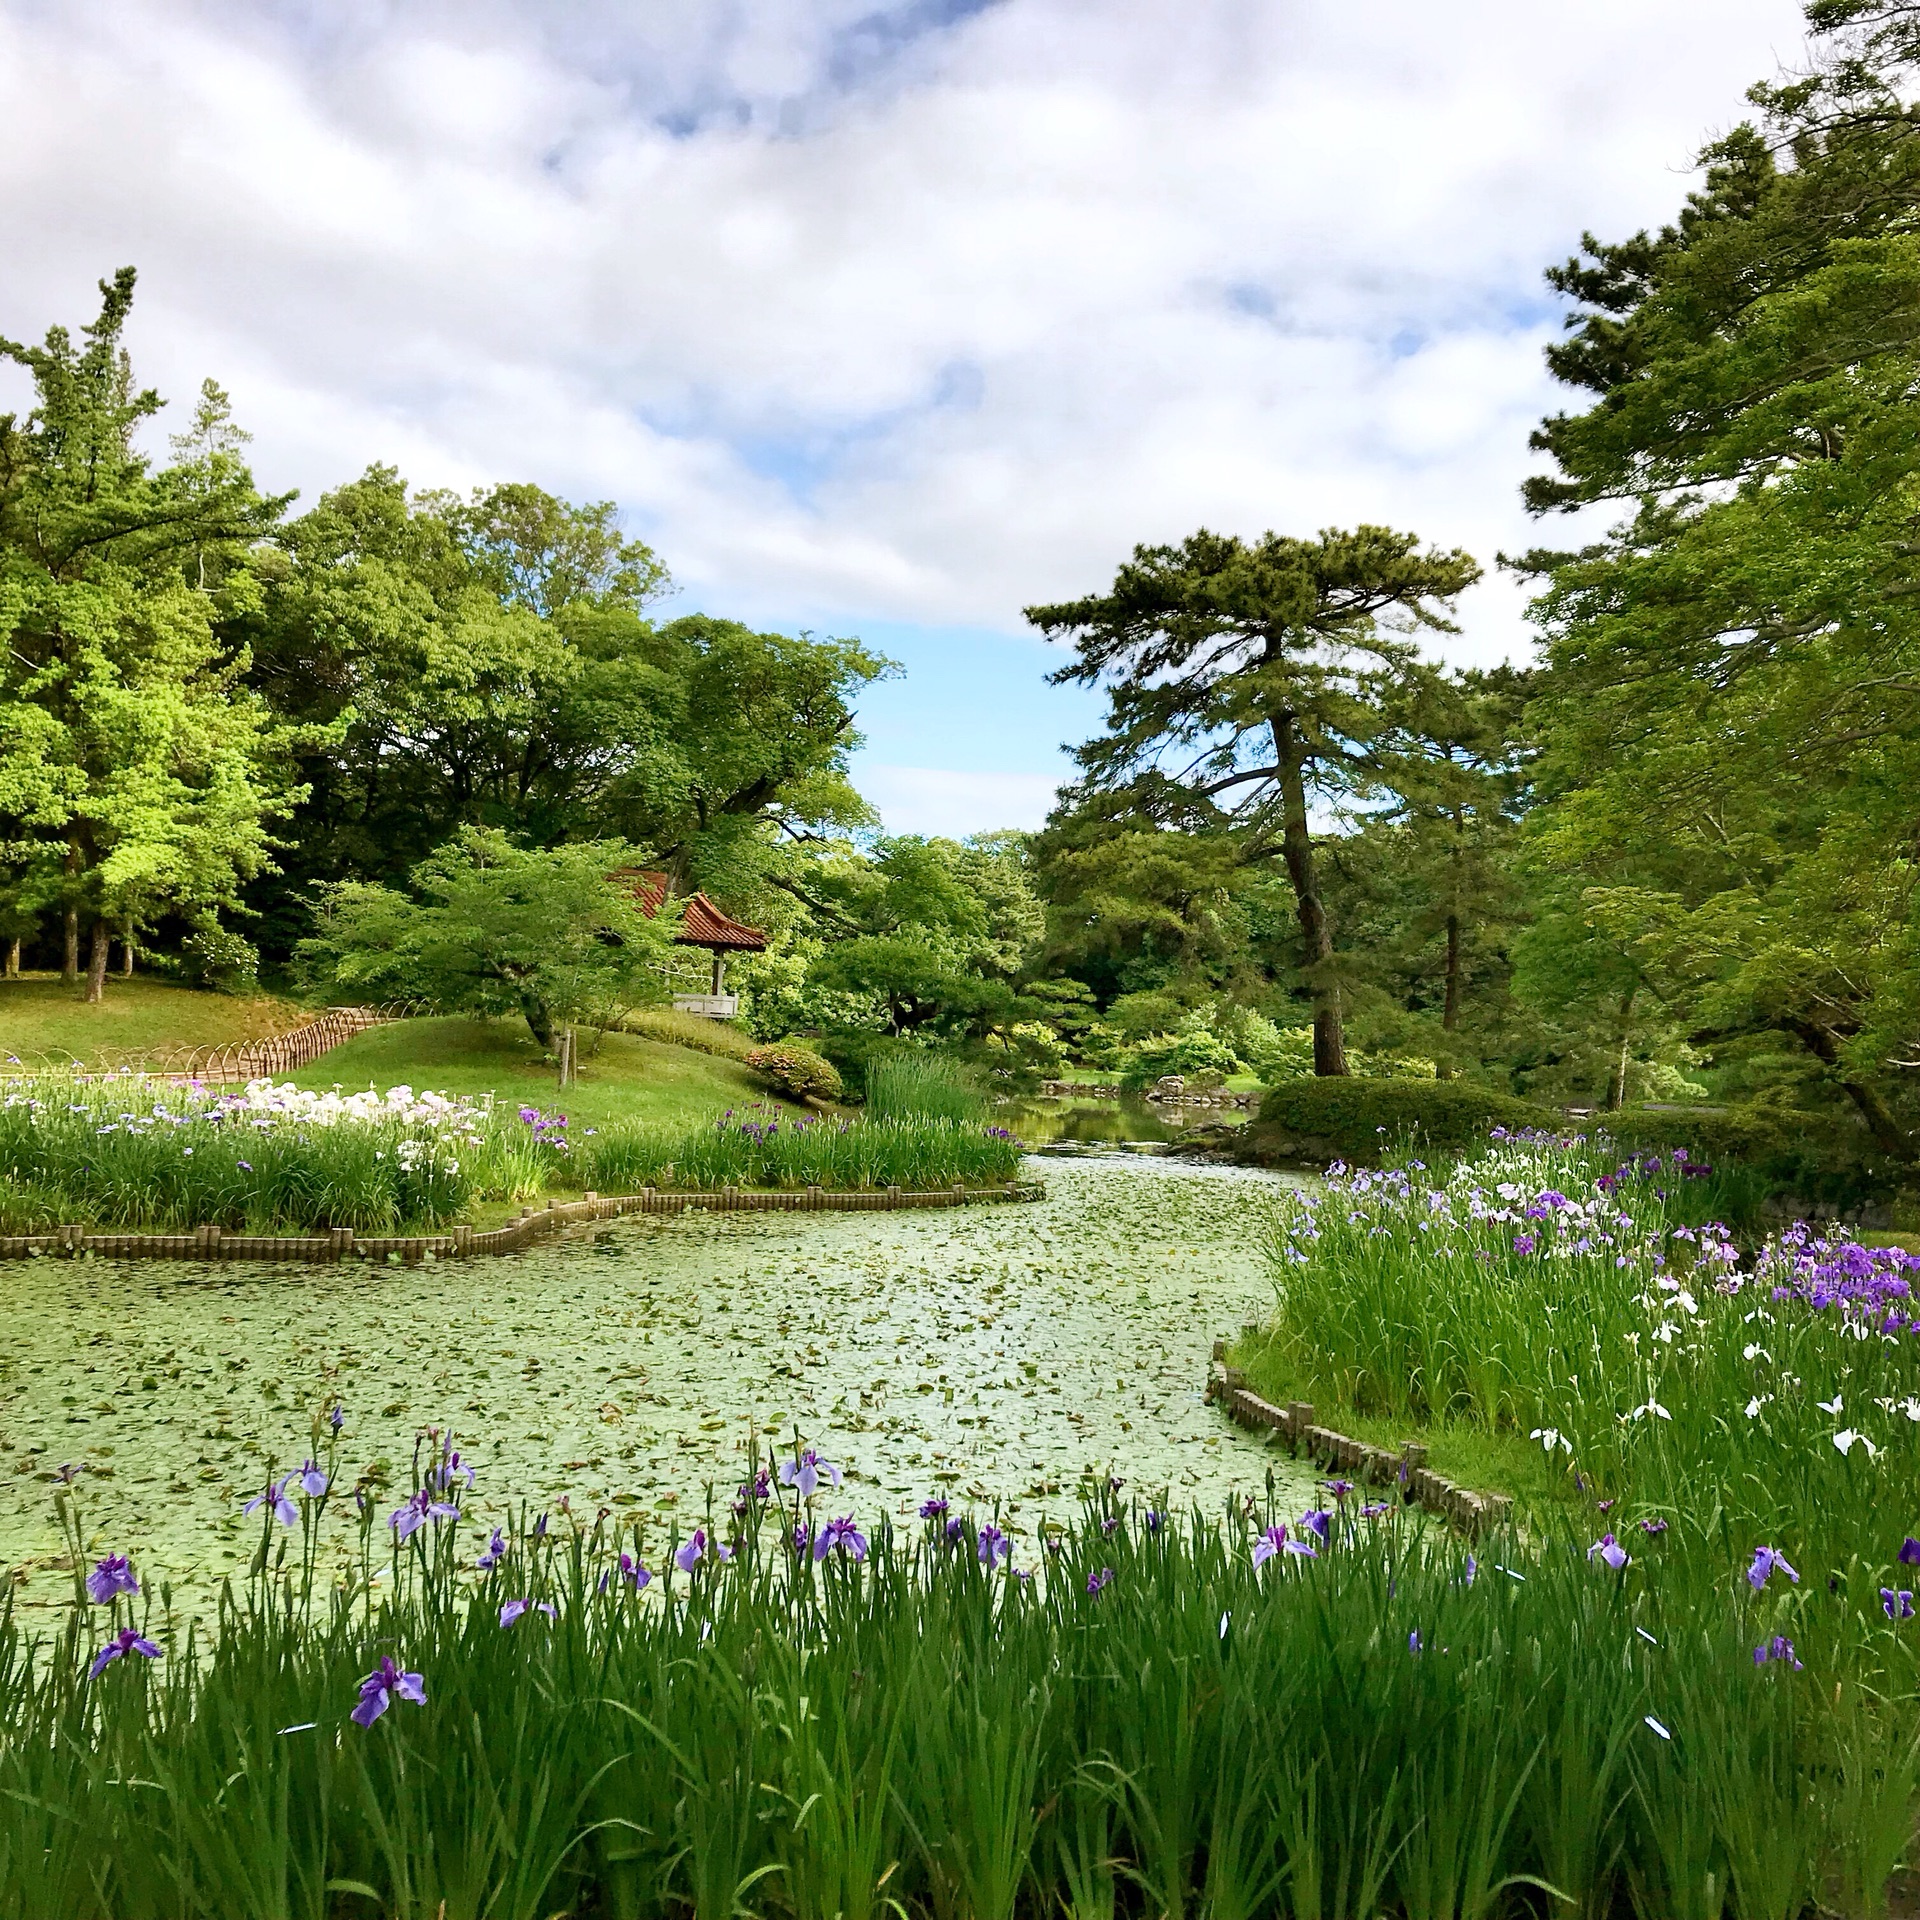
[
  {"x1": 745, "y1": 1043, "x2": 844, "y2": 1102},
  {"x1": 1119, "y1": 1028, "x2": 1242, "y2": 1090}
]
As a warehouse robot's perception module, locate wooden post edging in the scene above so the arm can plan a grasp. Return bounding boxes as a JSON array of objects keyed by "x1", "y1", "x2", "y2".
[
  {"x1": 0, "y1": 1181, "x2": 1046, "y2": 1268},
  {"x1": 1204, "y1": 1352, "x2": 1514, "y2": 1540}
]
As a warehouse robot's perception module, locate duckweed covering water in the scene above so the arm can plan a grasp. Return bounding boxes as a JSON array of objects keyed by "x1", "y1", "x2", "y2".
[{"x1": 0, "y1": 1159, "x2": 1317, "y2": 1606}]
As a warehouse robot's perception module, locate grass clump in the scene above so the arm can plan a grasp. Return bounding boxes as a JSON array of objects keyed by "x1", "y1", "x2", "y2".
[
  {"x1": 12, "y1": 1432, "x2": 1916, "y2": 1920},
  {"x1": 865, "y1": 1052, "x2": 986, "y2": 1123},
  {"x1": 574, "y1": 1102, "x2": 1021, "y2": 1192}
]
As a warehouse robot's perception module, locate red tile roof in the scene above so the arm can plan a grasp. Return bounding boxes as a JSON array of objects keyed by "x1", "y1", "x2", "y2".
[{"x1": 611, "y1": 869, "x2": 767, "y2": 952}]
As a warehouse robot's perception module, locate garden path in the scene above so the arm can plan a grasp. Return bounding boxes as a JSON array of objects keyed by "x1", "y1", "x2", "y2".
[{"x1": 0, "y1": 1158, "x2": 1319, "y2": 1606}]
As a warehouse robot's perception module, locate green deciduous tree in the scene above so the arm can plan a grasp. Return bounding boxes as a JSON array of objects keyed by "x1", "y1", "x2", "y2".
[
  {"x1": 1027, "y1": 527, "x2": 1481, "y2": 1074},
  {"x1": 299, "y1": 828, "x2": 678, "y2": 1049},
  {"x1": 0, "y1": 269, "x2": 306, "y2": 1000}
]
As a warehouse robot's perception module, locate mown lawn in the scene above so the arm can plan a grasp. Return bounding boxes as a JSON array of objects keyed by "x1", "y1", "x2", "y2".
[
  {"x1": 288, "y1": 1013, "x2": 782, "y2": 1131},
  {"x1": 0, "y1": 974, "x2": 311, "y2": 1063}
]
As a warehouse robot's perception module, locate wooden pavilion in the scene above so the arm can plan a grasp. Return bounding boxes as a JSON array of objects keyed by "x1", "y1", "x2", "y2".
[{"x1": 613, "y1": 870, "x2": 767, "y2": 1018}]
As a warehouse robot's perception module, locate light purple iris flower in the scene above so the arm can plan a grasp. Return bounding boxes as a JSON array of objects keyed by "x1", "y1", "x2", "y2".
[
  {"x1": 1324, "y1": 1479, "x2": 1354, "y2": 1502},
  {"x1": 1087, "y1": 1566, "x2": 1114, "y2": 1595},
  {"x1": 430, "y1": 1451, "x2": 475, "y2": 1490},
  {"x1": 815, "y1": 1515, "x2": 868, "y2": 1562},
  {"x1": 977, "y1": 1524, "x2": 1009, "y2": 1569},
  {"x1": 1360, "y1": 1502, "x2": 1391, "y2": 1520},
  {"x1": 1883, "y1": 1587, "x2": 1914, "y2": 1620},
  {"x1": 1588, "y1": 1533, "x2": 1629, "y2": 1571},
  {"x1": 779, "y1": 1450, "x2": 842, "y2": 1498},
  {"x1": 1753, "y1": 1635, "x2": 1802, "y2": 1670},
  {"x1": 476, "y1": 1529, "x2": 506, "y2": 1571},
  {"x1": 673, "y1": 1529, "x2": 731, "y2": 1573},
  {"x1": 88, "y1": 1628, "x2": 161, "y2": 1679},
  {"x1": 245, "y1": 1477, "x2": 300, "y2": 1527},
  {"x1": 350, "y1": 1656, "x2": 426, "y2": 1727},
  {"x1": 918, "y1": 1496, "x2": 950, "y2": 1521},
  {"x1": 1252, "y1": 1524, "x2": 1315, "y2": 1567},
  {"x1": 616, "y1": 1552, "x2": 651, "y2": 1590},
  {"x1": 86, "y1": 1555, "x2": 138, "y2": 1605},
  {"x1": 389, "y1": 1488, "x2": 459, "y2": 1540},
  {"x1": 1640, "y1": 1517, "x2": 1668, "y2": 1536},
  {"x1": 296, "y1": 1459, "x2": 329, "y2": 1500},
  {"x1": 1748, "y1": 1546, "x2": 1798, "y2": 1590},
  {"x1": 500, "y1": 1599, "x2": 557, "y2": 1627}
]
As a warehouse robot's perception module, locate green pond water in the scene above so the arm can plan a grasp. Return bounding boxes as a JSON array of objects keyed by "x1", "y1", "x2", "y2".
[
  {"x1": 0, "y1": 1158, "x2": 1317, "y2": 1608},
  {"x1": 1006, "y1": 1094, "x2": 1251, "y2": 1150}
]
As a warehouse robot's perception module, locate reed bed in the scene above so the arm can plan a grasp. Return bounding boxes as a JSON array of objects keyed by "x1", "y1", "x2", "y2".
[
  {"x1": 1255, "y1": 1128, "x2": 1920, "y2": 1591},
  {"x1": 0, "y1": 1076, "x2": 1024, "y2": 1233},
  {"x1": 10, "y1": 1427, "x2": 1916, "y2": 1920}
]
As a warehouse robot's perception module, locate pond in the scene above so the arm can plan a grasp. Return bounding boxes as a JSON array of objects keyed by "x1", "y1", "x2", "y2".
[
  {"x1": 1003, "y1": 1093, "x2": 1252, "y2": 1151},
  {"x1": 0, "y1": 1158, "x2": 1318, "y2": 1608}
]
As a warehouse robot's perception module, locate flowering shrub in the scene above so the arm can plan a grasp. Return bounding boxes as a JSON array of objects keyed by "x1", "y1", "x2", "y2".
[{"x1": 743, "y1": 1042, "x2": 843, "y2": 1102}]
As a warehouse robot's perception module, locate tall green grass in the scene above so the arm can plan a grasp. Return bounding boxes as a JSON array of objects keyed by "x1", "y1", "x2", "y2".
[
  {"x1": 1253, "y1": 1129, "x2": 1920, "y2": 1584},
  {"x1": 575, "y1": 1101, "x2": 1022, "y2": 1192},
  {"x1": 0, "y1": 1076, "x2": 1023, "y2": 1233},
  {"x1": 8, "y1": 1432, "x2": 1914, "y2": 1920},
  {"x1": 865, "y1": 1052, "x2": 987, "y2": 1123}
]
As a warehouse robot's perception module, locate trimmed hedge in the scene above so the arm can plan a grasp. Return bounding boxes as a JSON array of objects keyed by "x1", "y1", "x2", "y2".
[{"x1": 1239, "y1": 1077, "x2": 1556, "y2": 1166}]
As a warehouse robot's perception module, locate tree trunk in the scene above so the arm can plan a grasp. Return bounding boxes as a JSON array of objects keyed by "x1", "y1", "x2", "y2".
[
  {"x1": 1605, "y1": 985, "x2": 1636, "y2": 1111},
  {"x1": 519, "y1": 991, "x2": 555, "y2": 1052},
  {"x1": 120, "y1": 923, "x2": 134, "y2": 976},
  {"x1": 1435, "y1": 910, "x2": 1462, "y2": 1081},
  {"x1": 1270, "y1": 707, "x2": 1346, "y2": 1075},
  {"x1": 3, "y1": 939, "x2": 17, "y2": 978},
  {"x1": 63, "y1": 907, "x2": 79, "y2": 984},
  {"x1": 85, "y1": 920, "x2": 110, "y2": 1005},
  {"x1": 1781, "y1": 1016, "x2": 1911, "y2": 1160}
]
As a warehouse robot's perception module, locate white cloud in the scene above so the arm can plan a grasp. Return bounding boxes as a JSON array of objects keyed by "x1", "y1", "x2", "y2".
[
  {"x1": 0, "y1": 0, "x2": 1811, "y2": 678},
  {"x1": 856, "y1": 765, "x2": 1061, "y2": 837}
]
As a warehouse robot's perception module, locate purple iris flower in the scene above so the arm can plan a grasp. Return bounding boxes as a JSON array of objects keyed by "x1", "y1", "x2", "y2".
[
  {"x1": 1513, "y1": 1234, "x2": 1537, "y2": 1256},
  {"x1": 533, "y1": 1512, "x2": 549, "y2": 1540},
  {"x1": 1588, "y1": 1533, "x2": 1629, "y2": 1571},
  {"x1": 1753, "y1": 1636, "x2": 1802, "y2": 1670},
  {"x1": 476, "y1": 1529, "x2": 506, "y2": 1571},
  {"x1": 297, "y1": 1459, "x2": 329, "y2": 1500},
  {"x1": 86, "y1": 1555, "x2": 138, "y2": 1605},
  {"x1": 1252, "y1": 1524, "x2": 1314, "y2": 1566},
  {"x1": 1300, "y1": 1509, "x2": 1332, "y2": 1544},
  {"x1": 330, "y1": 1405, "x2": 346, "y2": 1432},
  {"x1": 1408, "y1": 1629, "x2": 1423, "y2": 1654},
  {"x1": 1324, "y1": 1479, "x2": 1354, "y2": 1502},
  {"x1": 236, "y1": 1160, "x2": 252, "y2": 1172},
  {"x1": 815, "y1": 1515, "x2": 868, "y2": 1562},
  {"x1": 1101, "y1": 1517, "x2": 1119, "y2": 1536},
  {"x1": 617, "y1": 1552, "x2": 651, "y2": 1590},
  {"x1": 1087, "y1": 1566, "x2": 1114, "y2": 1596},
  {"x1": 977, "y1": 1524, "x2": 1009, "y2": 1569},
  {"x1": 790, "y1": 1522, "x2": 813, "y2": 1556},
  {"x1": 1360, "y1": 1502, "x2": 1390, "y2": 1520},
  {"x1": 499, "y1": 1599, "x2": 557, "y2": 1627},
  {"x1": 350, "y1": 1656, "x2": 426, "y2": 1728},
  {"x1": 1883, "y1": 1588, "x2": 1915, "y2": 1620},
  {"x1": 245, "y1": 1477, "x2": 300, "y2": 1527},
  {"x1": 430, "y1": 1451, "x2": 475, "y2": 1490},
  {"x1": 919, "y1": 1496, "x2": 950, "y2": 1520},
  {"x1": 88, "y1": 1628, "x2": 161, "y2": 1678},
  {"x1": 1640, "y1": 1517, "x2": 1668, "y2": 1536},
  {"x1": 389, "y1": 1489, "x2": 459, "y2": 1540},
  {"x1": 779, "y1": 1449, "x2": 841, "y2": 1498},
  {"x1": 673, "y1": 1529, "x2": 731, "y2": 1573},
  {"x1": 1901, "y1": 1537, "x2": 1920, "y2": 1568},
  {"x1": 1748, "y1": 1546, "x2": 1799, "y2": 1590},
  {"x1": 1145, "y1": 1510, "x2": 1164, "y2": 1534},
  {"x1": 944, "y1": 1517, "x2": 965, "y2": 1547}
]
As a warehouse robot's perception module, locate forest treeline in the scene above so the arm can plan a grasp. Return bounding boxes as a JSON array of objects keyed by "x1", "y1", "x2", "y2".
[{"x1": 6, "y1": 0, "x2": 1920, "y2": 1176}]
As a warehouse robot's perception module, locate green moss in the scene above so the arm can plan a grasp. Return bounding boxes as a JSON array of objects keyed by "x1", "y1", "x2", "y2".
[
  {"x1": 0, "y1": 974, "x2": 311, "y2": 1063},
  {"x1": 1226, "y1": 1329, "x2": 1586, "y2": 1527},
  {"x1": 288, "y1": 1015, "x2": 782, "y2": 1133},
  {"x1": 1240, "y1": 1078, "x2": 1554, "y2": 1166}
]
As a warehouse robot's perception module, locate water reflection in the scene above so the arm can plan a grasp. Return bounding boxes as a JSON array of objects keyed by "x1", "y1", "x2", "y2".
[{"x1": 1002, "y1": 1094, "x2": 1252, "y2": 1152}]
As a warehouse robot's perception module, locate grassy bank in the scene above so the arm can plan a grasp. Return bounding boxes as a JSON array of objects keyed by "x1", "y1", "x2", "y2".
[
  {"x1": 0, "y1": 975, "x2": 310, "y2": 1063},
  {"x1": 1234, "y1": 1130, "x2": 1920, "y2": 1585},
  {"x1": 0, "y1": 1074, "x2": 1023, "y2": 1232},
  {"x1": 11, "y1": 1436, "x2": 1914, "y2": 1919},
  {"x1": 288, "y1": 1015, "x2": 774, "y2": 1131}
]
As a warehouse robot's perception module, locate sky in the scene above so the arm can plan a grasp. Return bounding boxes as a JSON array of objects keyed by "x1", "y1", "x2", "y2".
[{"x1": 0, "y1": 0, "x2": 1814, "y2": 835}]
